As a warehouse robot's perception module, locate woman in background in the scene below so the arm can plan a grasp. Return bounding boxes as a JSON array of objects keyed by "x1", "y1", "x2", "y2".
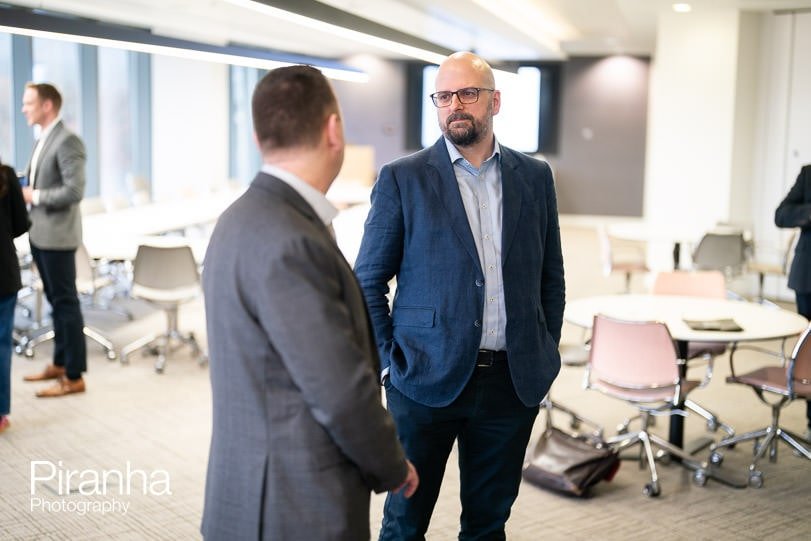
[{"x1": 0, "y1": 158, "x2": 30, "y2": 433}]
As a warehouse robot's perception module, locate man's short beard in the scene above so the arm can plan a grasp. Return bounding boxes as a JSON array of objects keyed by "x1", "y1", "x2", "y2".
[{"x1": 441, "y1": 111, "x2": 488, "y2": 147}]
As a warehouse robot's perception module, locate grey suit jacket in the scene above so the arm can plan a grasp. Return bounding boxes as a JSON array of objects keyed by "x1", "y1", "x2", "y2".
[
  {"x1": 201, "y1": 172, "x2": 408, "y2": 541},
  {"x1": 25, "y1": 121, "x2": 86, "y2": 249}
]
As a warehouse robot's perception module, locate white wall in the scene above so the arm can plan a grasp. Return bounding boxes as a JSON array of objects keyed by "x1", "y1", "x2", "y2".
[
  {"x1": 643, "y1": 8, "x2": 741, "y2": 233},
  {"x1": 150, "y1": 55, "x2": 229, "y2": 201}
]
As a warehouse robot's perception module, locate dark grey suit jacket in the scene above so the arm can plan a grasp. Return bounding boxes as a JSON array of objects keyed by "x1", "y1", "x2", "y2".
[
  {"x1": 776, "y1": 164, "x2": 811, "y2": 293},
  {"x1": 201, "y1": 172, "x2": 408, "y2": 541},
  {"x1": 25, "y1": 120, "x2": 86, "y2": 250}
]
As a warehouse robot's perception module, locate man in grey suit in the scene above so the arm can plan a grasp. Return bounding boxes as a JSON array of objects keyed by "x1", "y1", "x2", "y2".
[
  {"x1": 20, "y1": 83, "x2": 87, "y2": 398},
  {"x1": 201, "y1": 65, "x2": 418, "y2": 541}
]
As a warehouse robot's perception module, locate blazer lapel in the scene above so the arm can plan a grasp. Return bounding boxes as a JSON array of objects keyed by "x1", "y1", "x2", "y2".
[
  {"x1": 500, "y1": 148, "x2": 523, "y2": 263},
  {"x1": 426, "y1": 138, "x2": 481, "y2": 269}
]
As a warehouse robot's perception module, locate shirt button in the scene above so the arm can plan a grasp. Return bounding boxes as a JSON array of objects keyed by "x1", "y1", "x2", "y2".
[
  {"x1": 475, "y1": 279, "x2": 484, "y2": 287},
  {"x1": 489, "y1": 297, "x2": 495, "y2": 303},
  {"x1": 484, "y1": 234, "x2": 490, "y2": 240},
  {"x1": 474, "y1": 320, "x2": 482, "y2": 328},
  {"x1": 488, "y1": 265, "x2": 494, "y2": 270}
]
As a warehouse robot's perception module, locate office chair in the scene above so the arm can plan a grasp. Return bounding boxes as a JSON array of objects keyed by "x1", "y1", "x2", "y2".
[
  {"x1": 648, "y1": 270, "x2": 735, "y2": 440},
  {"x1": 705, "y1": 325, "x2": 811, "y2": 488},
  {"x1": 747, "y1": 231, "x2": 797, "y2": 303},
  {"x1": 14, "y1": 252, "x2": 117, "y2": 361},
  {"x1": 75, "y1": 243, "x2": 133, "y2": 321},
  {"x1": 598, "y1": 225, "x2": 648, "y2": 293},
  {"x1": 586, "y1": 314, "x2": 707, "y2": 497},
  {"x1": 120, "y1": 243, "x2": 207, "y2": 373},
  {"x1": 691, "y1": 231, "x2": 747, "y2": 279}
]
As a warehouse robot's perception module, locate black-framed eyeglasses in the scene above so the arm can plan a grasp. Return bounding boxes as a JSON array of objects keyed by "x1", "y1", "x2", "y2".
[{"x1": 430, "y1": 87, "x2": 494, "y2": 108}]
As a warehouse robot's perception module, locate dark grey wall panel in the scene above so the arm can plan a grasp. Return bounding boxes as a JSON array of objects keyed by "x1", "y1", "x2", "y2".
[{"x1": 547, "y1": 56, "x2": 649, "y2": 216}]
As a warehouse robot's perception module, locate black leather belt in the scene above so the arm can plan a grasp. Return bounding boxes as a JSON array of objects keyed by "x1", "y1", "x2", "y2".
[{"x1": 476, "y1": 349, "x2": 508, "y2": 368}]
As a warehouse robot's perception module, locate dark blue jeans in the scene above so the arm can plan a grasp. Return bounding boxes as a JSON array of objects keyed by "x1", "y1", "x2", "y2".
[
  {"x1": 380, "y1": 361, "x2": 539, "y2": 541},
  {"x1": 30, "y1": 245, "x2": 86, "y2": 380},
  {"x1": 797, "y1": 292, "x2": 811, "y2": 430},
  {"x1": 0, "y1": 293, "x2": 16, "y2": 415}
]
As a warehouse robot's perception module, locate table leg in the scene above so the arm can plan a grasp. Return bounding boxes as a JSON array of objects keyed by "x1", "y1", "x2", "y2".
[{"x1": 673, "y1": 241, "x2": 681, "y2": 270}]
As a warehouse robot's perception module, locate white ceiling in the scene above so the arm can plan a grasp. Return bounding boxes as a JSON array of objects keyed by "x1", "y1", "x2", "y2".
[{"x1": 5, "y1": 0, "x2": 811, "y2": 62}]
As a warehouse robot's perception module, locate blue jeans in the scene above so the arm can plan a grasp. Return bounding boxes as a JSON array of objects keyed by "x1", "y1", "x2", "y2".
[
  {"x1": 379, "y1": 361, "x2": 539, "y2": 541},
  {"x1": 797, "y1": 292, "x2": 811, "y2": 429},
  {"x1": 0, "y1": 293, "x2": 16, "y2": 416}
]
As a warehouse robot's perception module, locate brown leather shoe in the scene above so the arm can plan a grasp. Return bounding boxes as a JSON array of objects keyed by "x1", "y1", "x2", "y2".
[
  {"x1": 35, "y1": 377, "x2": 86, "y2": 398},
  {"x1": 23, "y1": 364, "x2": 66, "y2": 382}
]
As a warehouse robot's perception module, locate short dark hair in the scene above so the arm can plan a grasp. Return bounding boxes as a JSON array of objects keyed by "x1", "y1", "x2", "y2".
[
  {"x1": 26, "y1": 82, "x2": 63, "y2": 112},
  {"x1": 251, "y1": 65, "x2": 337, "y2": 153}
]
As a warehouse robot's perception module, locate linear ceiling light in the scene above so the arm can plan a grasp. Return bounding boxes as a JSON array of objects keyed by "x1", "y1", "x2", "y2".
[
  {"x1": 0, "y1": 24, "x2": 369, "y2": 83},
  {"x1": 224, "y1": 0, "x2": 447, "y2": 65}
]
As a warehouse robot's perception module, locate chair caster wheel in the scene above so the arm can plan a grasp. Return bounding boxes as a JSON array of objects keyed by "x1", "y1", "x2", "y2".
[
  {"x1": 693, "y1": 470, "x2": 708, "y2": 487},
  {"x1": 710, "y1": 451, "x2": 723, "y2": 466},
  {"x1": 570, "y1": 418, "x2": 581, "y2": 430},
  {"x1": 748, "y1": 471, "x2": 763, "y2": 488},
  {"x1": 643, "y1": 482, "x2": 660, "y2": 497},
  {"x1": 106, "y1": 350, "x2": 117, "y2": 361},
  {"x1": 25, "y1": 348, "x2": 35, "y2": 359}
]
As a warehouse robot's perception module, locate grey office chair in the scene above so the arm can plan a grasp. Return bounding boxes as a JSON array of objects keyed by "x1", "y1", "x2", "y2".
[
  {"x1": 120, "y1": 243, "x2": 207, "y2": 373},
  {"x1": 691, "y1": 231, "x2": 747, "y2": 279}
]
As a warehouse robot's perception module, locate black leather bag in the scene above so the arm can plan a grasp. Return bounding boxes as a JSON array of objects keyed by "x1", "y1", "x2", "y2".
[{"x1": 522, "y1": 426, "x2": 620, "y2": 497}]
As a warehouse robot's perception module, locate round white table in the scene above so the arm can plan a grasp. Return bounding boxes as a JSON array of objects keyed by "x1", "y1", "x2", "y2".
[{"x1": 564, "y1": 294, "x2": 809, "y2": 448}]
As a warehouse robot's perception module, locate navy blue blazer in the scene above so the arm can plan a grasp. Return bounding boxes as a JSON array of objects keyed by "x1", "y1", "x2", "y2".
[
  {"x1": 776, "y1": 164, "x2": 811, "y2": 293},
  {"x1": 354, "y1": 137, "x2": 565, "y2": 408}
]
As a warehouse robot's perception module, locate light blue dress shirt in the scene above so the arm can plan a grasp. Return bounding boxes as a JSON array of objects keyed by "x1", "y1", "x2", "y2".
[{"x1": 444, "y1": 137, "x2": 507, "y2": 351}]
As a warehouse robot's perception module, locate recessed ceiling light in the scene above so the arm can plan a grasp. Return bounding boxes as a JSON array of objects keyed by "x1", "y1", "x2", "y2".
[{"x1": 673, "y1": 3, "x2": 692, "y2": 13}]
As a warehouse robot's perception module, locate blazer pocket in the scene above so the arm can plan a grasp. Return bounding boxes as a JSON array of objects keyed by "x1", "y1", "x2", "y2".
[{"x1": 392, "y1": 306, "x2": 435, "y2": 328}]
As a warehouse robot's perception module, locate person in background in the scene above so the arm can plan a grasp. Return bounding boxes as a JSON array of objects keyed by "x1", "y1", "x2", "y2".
[
  {"x1": 19, "y1": 82, "x2": 87, "y2": 398},
  {"x1": 201, "y1": 65, "x2": 417, "y2": 541},
  {"x1": 354, "y1": 51, "x2": 565, "y2": 540},
  {"x1": 0, "y1": 158, "x2": 30, "y2": 433},
  {"x1": 775, "y1": 163, "x2": 811, "y2": 441}
]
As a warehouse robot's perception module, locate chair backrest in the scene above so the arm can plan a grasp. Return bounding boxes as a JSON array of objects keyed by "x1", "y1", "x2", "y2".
[
  {"x1": 74, "y1": 243, "x2": 99, "y2": 294},
  {"x1": 782, "y1": 231, "x2": 799, "y2": 274},
  {"x1": 651, "y1": 270, "x2": 726, "y2": 299},
  {"x1": 588, "y1": 314, "x2": 680, "y2": 389},
  {"x1": 692, "y1": 231, "x2": 747, "y2": 276},
  {"x1": 789, "y1": 324, "x2": 811, "y2": 390},
  {"x1": 132, "y1": 244, "x2": 199, "y2": 291},
  {"x1": 597, "y1": 225, "x2": 613, "y2": 276}
]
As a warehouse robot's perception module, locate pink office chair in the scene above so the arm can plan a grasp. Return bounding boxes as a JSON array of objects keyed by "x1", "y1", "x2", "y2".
[
  {"x1": 587, "y1": 314, "x2": 706, "y2": 497},
  {"x1": 706, "y1": 324, "x2": 811, "y2": 488},
  {"x1": 649, "y1": 271, "x2": 735, "y2": 439}
]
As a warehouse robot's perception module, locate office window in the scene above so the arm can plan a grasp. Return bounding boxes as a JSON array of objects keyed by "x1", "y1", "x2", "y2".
[
  {"x1": 32, "y1": 37, "x2": 82, "y2": 134},
  {"x1": 98, "y1": 47, "x2": 134, "y2": 202},
  {"x1": 0, "y1": 34, "x2": 11, "y2": 164},
  {"x1": 229, "y1": 66, "x2": 262, "y2": 184}
]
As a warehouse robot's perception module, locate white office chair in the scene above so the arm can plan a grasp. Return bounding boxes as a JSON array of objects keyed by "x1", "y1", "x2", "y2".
[{"x1": 120, "y1": 243, "x2": 207, "y2": 373}]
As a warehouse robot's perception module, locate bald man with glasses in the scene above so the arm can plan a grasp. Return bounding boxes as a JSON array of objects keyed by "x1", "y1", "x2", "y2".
[{"x1": 355, "y1": 51, "x2": 565, "y2": 540}]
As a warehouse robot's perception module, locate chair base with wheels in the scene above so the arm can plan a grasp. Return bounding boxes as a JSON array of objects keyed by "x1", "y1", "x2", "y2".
[
  {"x1": 702, "y1": 334, "x2": 811, "y2": 488},
  {"x1": 120, "y1": 304, "x2": 207, "y2": 373},
  {"x1": 15, "y1": 325, "x2": 116, "y2": 361}
]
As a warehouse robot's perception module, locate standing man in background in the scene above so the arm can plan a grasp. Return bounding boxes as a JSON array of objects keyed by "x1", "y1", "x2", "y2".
[
  {"x1": 201, "y1": 65, "x2": 417, "y2": 541},
  {"x1": 355, "y1": 51, "x2": 565, "y2": 540},
  {"x1": 775, "y1": 163, "x2": 811, "y2": 441},
  {"x1": 20, "y1": 82, "x2": 87, "y2": 398}
]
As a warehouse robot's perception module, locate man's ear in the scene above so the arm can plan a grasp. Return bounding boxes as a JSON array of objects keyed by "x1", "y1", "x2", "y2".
[{"x1": 325, "y1": 113, "x2": 343, "y2": 151}]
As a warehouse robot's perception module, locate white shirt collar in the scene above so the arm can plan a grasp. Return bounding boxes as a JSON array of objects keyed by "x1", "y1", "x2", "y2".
[
  {"x1": 444, "y1": 136, "x2": 501, "y2": 166},
  {"x1": 37, "y1": 115, "x2": 62, "y2": 144},
  {"x1": 261, "y1": 163, "x2": 338, "y2": 227}
]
